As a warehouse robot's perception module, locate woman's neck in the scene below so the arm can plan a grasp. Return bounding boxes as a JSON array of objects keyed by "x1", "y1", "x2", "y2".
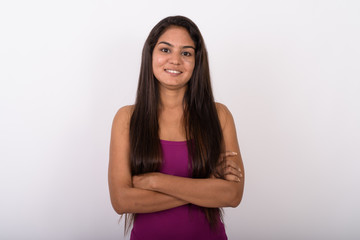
[
  {"x1": 158, "y1": 86, "x2": 187, "y2": 141},
  {"x1": 158, "y1": 86, "x2": 186, "y2": 111}
]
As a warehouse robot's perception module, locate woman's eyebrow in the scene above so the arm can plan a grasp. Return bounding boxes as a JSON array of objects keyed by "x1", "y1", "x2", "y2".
[{"x1": 158, "y1": 41, "x2": 195, "y2": 50}]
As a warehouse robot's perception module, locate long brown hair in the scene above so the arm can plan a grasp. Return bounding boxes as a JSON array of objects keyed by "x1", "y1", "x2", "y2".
[{"x1": 129, "y1": 15, "x2": 224, "y2": 230}]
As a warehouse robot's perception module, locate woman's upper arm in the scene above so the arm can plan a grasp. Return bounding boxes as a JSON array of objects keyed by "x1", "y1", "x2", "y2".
[
  {"x1": 216, "y1": 103, "x2": 245, "y2": 204},
  {"x1": 216, "y1": 103, "x2": 243, "y2": 170},
  {"x1": 108, "y1": 105, "x2": 134, "y2": 211}
]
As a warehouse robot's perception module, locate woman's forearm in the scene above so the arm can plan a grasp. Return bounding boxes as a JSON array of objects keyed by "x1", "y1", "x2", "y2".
[
  {"x1": 134, "y1": 173, "x2": 244, "y2": 208},
  {"x1": 112, "y1": 186, "x2": 188, "y2": 214}
]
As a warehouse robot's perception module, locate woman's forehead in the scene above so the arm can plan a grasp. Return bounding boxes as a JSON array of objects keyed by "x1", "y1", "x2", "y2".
[{"x1": 157, "y1": 26, "x2": 195, "y2": 48}]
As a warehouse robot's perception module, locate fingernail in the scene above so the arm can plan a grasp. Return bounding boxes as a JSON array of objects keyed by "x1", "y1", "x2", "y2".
[{"x1": 233, "y1": 152, "x2": 238, "y2": 155}]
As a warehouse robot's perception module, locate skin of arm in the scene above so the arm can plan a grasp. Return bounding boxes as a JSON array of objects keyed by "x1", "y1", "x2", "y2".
[
  {"x1": 132, "y1": 103, "x2": 245, "y2": 208},
  {"x1": 108, "y1": 106, "x2": 189, "y2": 214}
]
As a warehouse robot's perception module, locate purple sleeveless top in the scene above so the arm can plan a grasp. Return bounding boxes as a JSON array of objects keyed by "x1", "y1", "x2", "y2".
[{"x1": 130, "y1": 140, "x2": 227, "y2": 240}]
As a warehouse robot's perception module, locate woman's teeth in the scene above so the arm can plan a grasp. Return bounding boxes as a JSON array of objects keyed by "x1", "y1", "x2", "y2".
[{"x1": 166, "y1": 69, "x2": 181, "y2": 74}]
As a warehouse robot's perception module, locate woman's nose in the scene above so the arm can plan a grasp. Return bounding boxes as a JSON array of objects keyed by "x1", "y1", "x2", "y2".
[{"x1": 169, "y1": 53, "x2": 181, "y2": 65}]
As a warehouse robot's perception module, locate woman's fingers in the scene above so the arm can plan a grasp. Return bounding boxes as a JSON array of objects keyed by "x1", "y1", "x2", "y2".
[
  {"x1": 223, "y1": 165, "x2": 243, "y2": 178},
  {"x1": 224, "y1": 173, "x2": 241, "y2": 182},
  {"x1": 218, "y1": 153, "x2": 241, "y2": 173},
  {"x1": 217, "y1": 151, "x2": 238, "y2": 168},
  {"x1": 214, "y1": 151, "x2": 243, "y2": 182},
  {"x1": 220, "y1": 151, "x2": 237, "y2": 158},
  {"x1": 223, "y1": 159, "x2": 241, "y2": 171}
]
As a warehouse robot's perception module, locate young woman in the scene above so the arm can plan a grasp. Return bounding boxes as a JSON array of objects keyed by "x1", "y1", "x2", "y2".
[{"x1": 108, "y1": 16, "x2": 244, "y2": 240}]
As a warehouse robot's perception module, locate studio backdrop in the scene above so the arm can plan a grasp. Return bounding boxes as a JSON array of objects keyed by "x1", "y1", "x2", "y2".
[{"x1": 0, "y1": 0, "x2": 359, "y2": 239}]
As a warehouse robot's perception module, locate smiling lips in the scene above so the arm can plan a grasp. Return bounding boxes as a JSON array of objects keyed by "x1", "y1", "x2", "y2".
[{"x1": 165, "y1": 69, "x2": 182, "y2": 74}]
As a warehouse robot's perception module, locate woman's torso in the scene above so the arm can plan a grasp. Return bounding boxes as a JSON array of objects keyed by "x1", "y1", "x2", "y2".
[{"x1": 130, "y1": 140, "x2": 227, "y2": 240}]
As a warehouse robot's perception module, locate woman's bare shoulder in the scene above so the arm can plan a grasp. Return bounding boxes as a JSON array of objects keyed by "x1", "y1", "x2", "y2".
[
  {"x1": 115, "y1": 105, "x2": 134, "y2": 116},
  {"x1": 112, "y1": 105, "x2": 135, "y2": 129}
]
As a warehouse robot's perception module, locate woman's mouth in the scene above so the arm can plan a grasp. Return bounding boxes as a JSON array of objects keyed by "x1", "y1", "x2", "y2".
[{"x1": 165, "y1": 69, "x2": 182, "y2": 74}]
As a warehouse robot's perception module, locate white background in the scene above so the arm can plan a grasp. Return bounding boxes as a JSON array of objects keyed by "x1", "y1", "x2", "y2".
[{"x1": 1, "y1": 0, "x2": 359, "y2": 239}]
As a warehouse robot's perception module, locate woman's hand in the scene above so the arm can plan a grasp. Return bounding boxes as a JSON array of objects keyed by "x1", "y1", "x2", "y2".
[{"x1": 212, "y1": 151, "x2": 243, "y2": 182}]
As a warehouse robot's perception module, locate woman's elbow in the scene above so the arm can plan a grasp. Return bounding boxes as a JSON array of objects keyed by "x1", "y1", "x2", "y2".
[
  {"x1": 112, "y1": 197, "x2": 138, "y2": 215},
  {"x1": 229, "y1": 195, "x2": 242, "y2": 208},
  {"x1": 110, "y1": 191, "x2": 133, "y2": 214},
  {"x1": 228, "y1": 184, "x2": 244, "y2": 208},
  {"x1": 111, "y1": 198, "x2": 128, "y2": 215}
]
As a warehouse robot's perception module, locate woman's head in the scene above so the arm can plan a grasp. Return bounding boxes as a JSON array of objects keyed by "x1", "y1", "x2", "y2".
[{"x1": 136, "y1": 16, "x2": 211, "y2": 108}]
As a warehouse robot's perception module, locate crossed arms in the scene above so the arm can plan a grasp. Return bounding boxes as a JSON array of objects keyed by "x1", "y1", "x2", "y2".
[{"x1": 108, "y1": 104, "x2": 244, "y2": 214}]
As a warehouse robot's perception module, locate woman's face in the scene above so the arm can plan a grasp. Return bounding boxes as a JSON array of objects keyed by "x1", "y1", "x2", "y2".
[{"x1": 152, "y1": 26, "x2": 196, "y2": 91}]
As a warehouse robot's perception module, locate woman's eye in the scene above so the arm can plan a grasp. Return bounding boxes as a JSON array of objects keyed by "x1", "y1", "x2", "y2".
[
  {"x1": 182, "y1": 52, "x2": 192, "y2": 57},
  {"x1": 160, "y1": 48, "x2": 170, "y2": 53}
]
